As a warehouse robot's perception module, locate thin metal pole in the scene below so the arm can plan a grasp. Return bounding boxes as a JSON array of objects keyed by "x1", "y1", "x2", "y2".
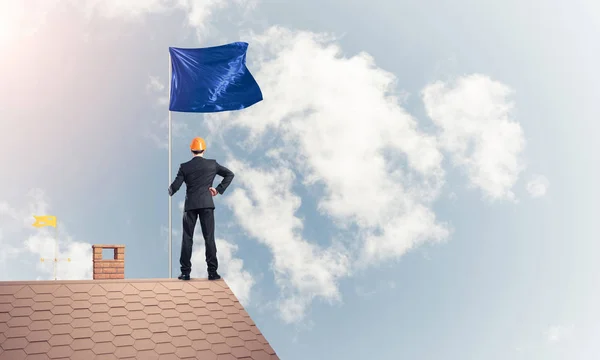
[
  {"x1": 54, "y1": 224, "x2": 58, "y2": 280},
  {"x1": 168, "y1": 54, "x2": 173, "y2": 279}
]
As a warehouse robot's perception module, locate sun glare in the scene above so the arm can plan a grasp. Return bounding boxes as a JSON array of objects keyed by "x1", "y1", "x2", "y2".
[{"x1": 0, "y1": 2, "x2": 25, "y2": 49}]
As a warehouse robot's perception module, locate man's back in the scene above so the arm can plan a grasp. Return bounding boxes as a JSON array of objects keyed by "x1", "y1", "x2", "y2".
[
  {"x1": 169, "y1": 137, "x2": 235, "y2": 281},
  {"x1": 169, "y1": 156, "x2": 234, "y2": 211}
]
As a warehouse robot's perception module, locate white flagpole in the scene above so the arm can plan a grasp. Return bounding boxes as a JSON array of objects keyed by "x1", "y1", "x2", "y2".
[
  {"x1": 168, "y1": 53, "x2": 172, "y2": 279},
  {"x1": 54, "y1": 224, "x2": 58, "y2": 280}
]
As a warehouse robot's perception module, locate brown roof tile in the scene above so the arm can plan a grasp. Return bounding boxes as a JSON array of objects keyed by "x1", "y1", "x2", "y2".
[
  {"x1": 47, "y1": 344, "x2": 73, "y2": 358},
  {"x1": 0, "y1": 279, "x2": 279, "y2": 359},
  {"x1": 221, "y1": 354, "x2": 240, "y2": 360},
  {"x1": 1, "y1": 349, "x2": 27, "y2": 360}
]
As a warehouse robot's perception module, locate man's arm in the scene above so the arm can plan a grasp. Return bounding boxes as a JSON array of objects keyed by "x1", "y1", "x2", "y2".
[
  {"x1": 168, "y1": 165, "x2": 184, "y2": 196},
  {"x1": 215, "y1": 162, "x2": 234, "y2": 195}
]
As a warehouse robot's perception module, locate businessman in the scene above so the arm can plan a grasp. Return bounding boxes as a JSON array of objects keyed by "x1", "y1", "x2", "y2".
[{"x1": 168, "y1": 137, "x2": 235, "y2": 281}]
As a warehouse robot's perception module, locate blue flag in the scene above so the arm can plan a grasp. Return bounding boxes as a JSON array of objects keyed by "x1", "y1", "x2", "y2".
[{"x1": 168, "y1": 42, "x2": 263, "y2": 113}]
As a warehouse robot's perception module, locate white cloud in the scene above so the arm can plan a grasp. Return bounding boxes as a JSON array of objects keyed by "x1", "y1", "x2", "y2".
[
  {"x1": 144, "y1": 114, "x2": 190, "y2": 149},
  {"x1": 183, "y1": 0, "x2": 240, "y2": 38},
  {"x1": 0, "y1": 202, "x2": 19, "y2": 221},
  {"x1": 77, "y1": 0, "x2": 179, "y2": 19},
  {"x1": 191, "y1": 238, "x2": 255, "y2": 306},
  {"x1": 0, "y1": 189, "x2": 93, "y2": 281},
  {"x1": 204, "y1": 26, "x2": 454, "y2": 322},
  {"x1": 146, "y1": 76, "x2": 169, "y2": 106},
  {"x1": 422, "y1": 74, "x2": 526, "y2": 201},
  {"x1": 0, "y1": 0, "x2": 256, "y2": 46},
  {"x1": 75, "y1": 0, "x2": 255, "y2": 41},
  {"x1": 223, "y1": 159, "x2": 351, "y2": 323},
  {"x1": 147, "y1": 75, "x2": 165, "y2": 92},
  {"x1": 355, "y1": 280, "x2": 396, "y2": 298},
  {"x1": 25, "y1": 232, "x2": 93, "y2": 281},
  {"x1": 526, "y1": 174, "x2": 550, "y2": 198},
  {"x1": 144, "y1": 76, "x2": 174, "y2": 148},
  {"x1": 547, "y1": 325, "x2": 574, "y2": 343}
]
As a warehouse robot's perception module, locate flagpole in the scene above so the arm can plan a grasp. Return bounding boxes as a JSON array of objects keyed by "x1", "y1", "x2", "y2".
[
  {"x1": 54, "y1": 224, "x2": 58, "y2": 280},
  {"x1": 168, "y1": 53, "x2": 173, "y2": 279}
]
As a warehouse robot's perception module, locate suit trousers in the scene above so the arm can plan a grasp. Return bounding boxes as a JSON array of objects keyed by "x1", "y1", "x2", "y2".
[{"x1": 180, "y1": 208, "x2": 218, "y2": 275}]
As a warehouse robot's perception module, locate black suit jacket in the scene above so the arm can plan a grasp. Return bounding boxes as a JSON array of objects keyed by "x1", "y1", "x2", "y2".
[{"x1": 168, "y1": 156, "x2": 234, "y2": 211}]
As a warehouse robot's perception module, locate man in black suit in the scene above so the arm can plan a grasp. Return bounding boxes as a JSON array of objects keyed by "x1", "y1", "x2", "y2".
[{"x1": 168, "y1": 137, "x2": 234, "y2": 281}]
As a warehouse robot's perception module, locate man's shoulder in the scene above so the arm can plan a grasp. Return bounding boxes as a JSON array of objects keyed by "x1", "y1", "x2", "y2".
[{"x1": 182, "y1": 157, "x2": 218, "y2": 166}]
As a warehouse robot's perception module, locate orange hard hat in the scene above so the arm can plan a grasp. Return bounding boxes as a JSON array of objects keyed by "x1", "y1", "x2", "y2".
[{"x1": 190, "y1": 137, "x2": 206, "y2": 151}]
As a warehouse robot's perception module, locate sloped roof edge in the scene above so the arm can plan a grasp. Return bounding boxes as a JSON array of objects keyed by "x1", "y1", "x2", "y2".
[{"x1": 0, "y1": 278, "x2": 279, "y2": 360}]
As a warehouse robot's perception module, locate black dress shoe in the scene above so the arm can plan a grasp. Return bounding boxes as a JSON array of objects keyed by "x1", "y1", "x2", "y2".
[
  {"x1": 178, "y1": 274, "x2": 190, "y2": 280},
  {"x1": 208, "y1": 273, "x2": 221, "y2": 281}
]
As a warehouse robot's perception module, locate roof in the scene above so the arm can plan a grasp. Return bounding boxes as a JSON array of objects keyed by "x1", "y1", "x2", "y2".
[{"x1": 0, "y1": 278, "x2": 279, "y2": 360}]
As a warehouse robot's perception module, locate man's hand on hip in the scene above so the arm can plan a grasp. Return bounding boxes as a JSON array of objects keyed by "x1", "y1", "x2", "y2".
[{"x1": 209, "y1": 187, "x2": 218, "y2": 196}]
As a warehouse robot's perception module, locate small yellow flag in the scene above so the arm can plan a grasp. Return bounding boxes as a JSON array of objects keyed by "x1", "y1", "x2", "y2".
[{"x1": 32, "y1": 215, "x2": 57, "y2": 228}]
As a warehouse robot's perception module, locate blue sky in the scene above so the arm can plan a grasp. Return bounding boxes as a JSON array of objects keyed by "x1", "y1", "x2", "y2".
[{"x1": 0, "y1": 0, "x2": 599, "y2": 359}]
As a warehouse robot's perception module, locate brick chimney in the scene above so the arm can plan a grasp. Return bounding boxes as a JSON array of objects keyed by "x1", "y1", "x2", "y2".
[{"x1": 92, "y1": 245, "x2": 125, "y2": 279}]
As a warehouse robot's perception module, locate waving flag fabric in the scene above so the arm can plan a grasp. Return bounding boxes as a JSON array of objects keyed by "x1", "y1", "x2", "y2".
[
  {"x1": 32, "y1": 215, "x2": 57, "y2": 228},
  {"x1": 168, "y1": 42, "x2": 263, "y2": 113}
]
